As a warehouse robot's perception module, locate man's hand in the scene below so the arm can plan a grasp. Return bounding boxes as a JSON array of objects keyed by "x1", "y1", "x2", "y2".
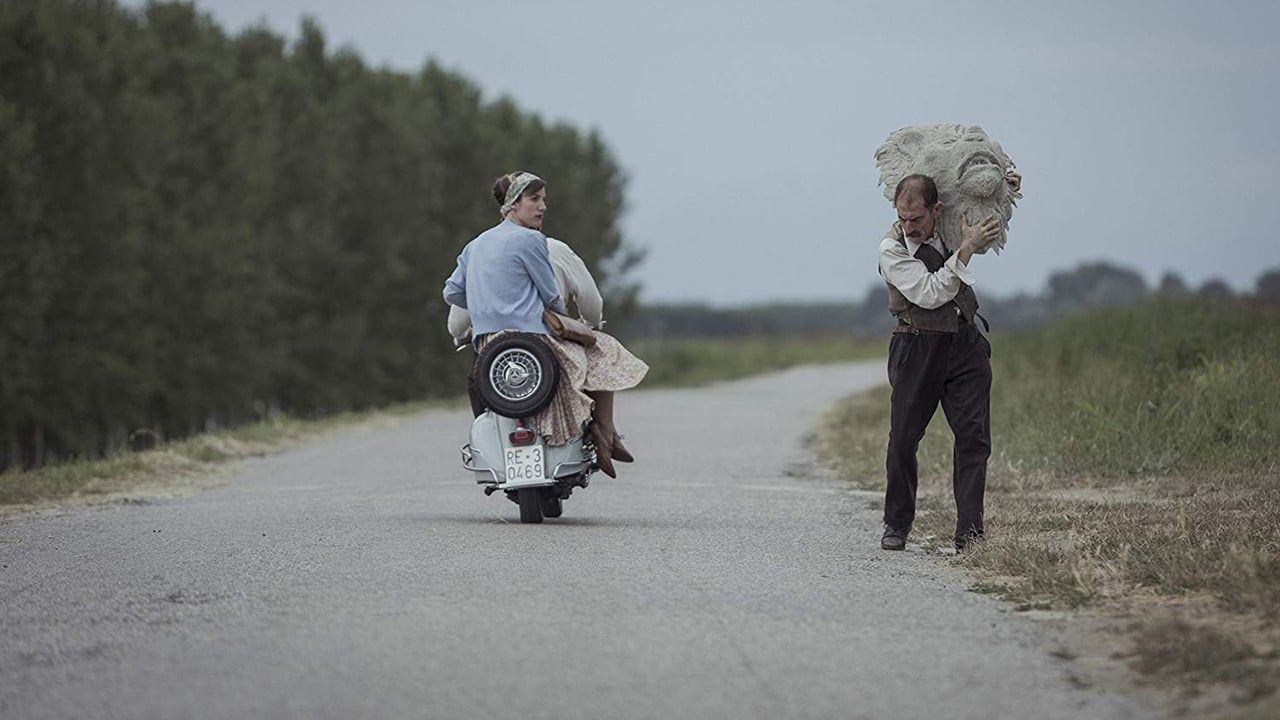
[
  {"x1": 886, "y1": 221, "x2": 904, "y2": 241},
  {"x1": 1005, "y1": 168, "x2": 1022, "y2": 194},
  {"x1": 957, "y1": 215, "x2": 1002, "y2": 264},
  {"x1": 961, "y1": 215, "x2": 1001, "y2": 251}
]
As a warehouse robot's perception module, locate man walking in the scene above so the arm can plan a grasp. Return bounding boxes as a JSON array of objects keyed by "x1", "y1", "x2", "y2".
[{"x1": 877, "y1": 172, "x2": 1019, "y2": 552}]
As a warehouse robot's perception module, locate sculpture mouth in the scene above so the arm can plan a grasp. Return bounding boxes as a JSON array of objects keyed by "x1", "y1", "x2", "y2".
[{"x1": 958, "y1": 151, "x2": 1001, "y2": 180}]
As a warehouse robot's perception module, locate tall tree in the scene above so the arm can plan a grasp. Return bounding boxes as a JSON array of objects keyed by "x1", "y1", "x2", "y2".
[{"x1": 0, "y1": 1, "x2": 637, "y2": 469}]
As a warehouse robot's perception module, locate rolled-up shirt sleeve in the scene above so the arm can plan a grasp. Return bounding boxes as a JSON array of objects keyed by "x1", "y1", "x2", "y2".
[
  {"x1": 442, "y1": 247, "x2": 468, "y2": 309},
  {"x1": 877, "y1": 237, "x2": 974, "y2": 309},
  {"x1": 519, "y1": 235, "x2": 566, "y2": 315},
  {"x1": 446, "y1": 305, "x2": 471, "y2": 340},
  {"x1": 555, "y1": 242, "x2": 603, "y2": 327}
]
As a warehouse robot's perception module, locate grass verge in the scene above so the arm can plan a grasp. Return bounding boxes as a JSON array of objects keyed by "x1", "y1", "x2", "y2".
[
  {"x1": 0, "y1": 400, "x2": 460, "y2": 512},
  {"x1": 2, "y1": 335, "x2": 879, "y2": 511},
  {"x1": 815, "y1": 299, "x2": 1280, "y2": 715}
]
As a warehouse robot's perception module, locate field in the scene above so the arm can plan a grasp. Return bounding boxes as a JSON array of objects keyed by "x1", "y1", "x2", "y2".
[{"x1": 816, "y1": 299, "x2": 1280, "y2": 713}]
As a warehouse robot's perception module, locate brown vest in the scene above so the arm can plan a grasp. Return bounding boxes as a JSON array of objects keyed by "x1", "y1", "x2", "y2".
[{"x1": 885, "y1": 239, "x2": 979, "y2": 334}]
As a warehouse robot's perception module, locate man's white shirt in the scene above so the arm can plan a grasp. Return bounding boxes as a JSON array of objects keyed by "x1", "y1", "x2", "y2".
[{"x1": 877, "y1": 234, "x2": 976, "y2": 310}]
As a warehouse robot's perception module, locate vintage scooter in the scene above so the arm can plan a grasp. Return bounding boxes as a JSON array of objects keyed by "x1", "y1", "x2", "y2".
[{"x1": 459, "y1": 332, "x2": 599, "y2": 523}]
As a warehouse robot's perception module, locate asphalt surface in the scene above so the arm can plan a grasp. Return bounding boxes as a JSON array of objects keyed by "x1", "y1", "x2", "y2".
[{"x1": 1, "y1": 361, "x2": 1148, "y2": 719}]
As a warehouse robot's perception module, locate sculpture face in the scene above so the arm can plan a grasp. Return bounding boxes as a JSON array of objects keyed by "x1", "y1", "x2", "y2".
[{"x1": 875, "y1": 124, "x2": 1018, "y2": 253}]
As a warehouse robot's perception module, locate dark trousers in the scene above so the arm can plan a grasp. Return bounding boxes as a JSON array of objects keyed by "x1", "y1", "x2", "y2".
[{"x1": 884, "y1": 325, "x2": 992, "y2": 538}]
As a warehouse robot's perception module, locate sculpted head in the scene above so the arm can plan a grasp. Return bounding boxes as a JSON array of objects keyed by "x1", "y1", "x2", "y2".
[{"x1": 875, "y1": 125, "x2": 1019, "y2": 253}]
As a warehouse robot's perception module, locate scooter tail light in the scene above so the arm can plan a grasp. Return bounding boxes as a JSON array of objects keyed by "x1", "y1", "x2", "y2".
[{"x1": 509, "y1": 420, "x2": 536, "y2": 446}]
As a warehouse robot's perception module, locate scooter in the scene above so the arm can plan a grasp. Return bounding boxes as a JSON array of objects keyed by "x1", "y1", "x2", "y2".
[{"x1": 459, "y1": 332, "x2": 598, "y2": 523}]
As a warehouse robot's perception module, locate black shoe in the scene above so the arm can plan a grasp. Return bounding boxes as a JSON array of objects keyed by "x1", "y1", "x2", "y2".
[
  {"x1": 881, "y1": 525, "x2": 910, "y2": 551},
  {"x1": 954, "y1": 529, "x2": 984, "y2": 552}
]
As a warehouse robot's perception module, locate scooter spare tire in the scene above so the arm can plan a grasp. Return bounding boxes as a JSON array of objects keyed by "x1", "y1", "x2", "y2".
[{"x1": 476, "y1": 333, "x2": 561, "y2": 418}]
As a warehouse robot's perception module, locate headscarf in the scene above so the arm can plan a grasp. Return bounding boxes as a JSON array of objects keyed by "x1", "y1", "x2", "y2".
[{"x1": 500, "y1": 172, "x2": 543, "y2": 217}]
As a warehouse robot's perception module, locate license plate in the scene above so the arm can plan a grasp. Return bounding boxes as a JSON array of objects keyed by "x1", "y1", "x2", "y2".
[{"x1": 504, "y1": 445, "x2": 544, "y2": 483}]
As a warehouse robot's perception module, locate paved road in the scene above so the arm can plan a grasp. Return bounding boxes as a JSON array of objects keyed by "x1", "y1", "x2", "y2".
[{"x1": 1, "y1": 361, "x2": 1147, "y2": 719}]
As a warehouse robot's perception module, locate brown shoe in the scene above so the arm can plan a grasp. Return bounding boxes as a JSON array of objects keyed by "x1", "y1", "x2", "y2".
[
  {"x1": 611, "y1": 433, "x2": 634, "y2": 463},
  {"x1": 589, "y1": 423, "x2": 617, "y2": 478}
]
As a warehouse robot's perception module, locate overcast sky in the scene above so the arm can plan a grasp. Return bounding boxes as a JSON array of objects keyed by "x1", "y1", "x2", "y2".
[{"x1": 124, "y1": 0, "x2": 1280, "y2": 305}]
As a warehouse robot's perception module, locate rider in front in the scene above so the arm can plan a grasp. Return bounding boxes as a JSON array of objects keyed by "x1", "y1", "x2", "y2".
[{"x1": 442, "y1": 171, "x2": 647, "y2": 477}]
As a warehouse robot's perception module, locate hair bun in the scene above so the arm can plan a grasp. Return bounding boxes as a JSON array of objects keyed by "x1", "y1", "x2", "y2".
[{"x1": 491, "y1": 175, "x2": 510, "y2": 207}]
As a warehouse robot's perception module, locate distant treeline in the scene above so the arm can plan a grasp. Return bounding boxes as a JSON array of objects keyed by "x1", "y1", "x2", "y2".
[
  {"x1": 0, "y1": 1, "x2": 634, "y2": 470},
  {"x1": 616, "y1": 264, "x2": 1280, "y2": 340}
]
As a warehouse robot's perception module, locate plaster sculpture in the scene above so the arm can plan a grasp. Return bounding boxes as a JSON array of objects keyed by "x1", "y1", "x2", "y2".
[{"x1": 875, "y1": 124, "x2": 1021, "y2": 254}]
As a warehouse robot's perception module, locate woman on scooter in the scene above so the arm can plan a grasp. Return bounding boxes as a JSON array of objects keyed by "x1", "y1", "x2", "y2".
[{"x1": 442, "y1": 171, "x2": 648, "y2": 477}]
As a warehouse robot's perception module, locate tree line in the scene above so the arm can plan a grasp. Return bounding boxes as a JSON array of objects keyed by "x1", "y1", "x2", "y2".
[
  {"x1": 0, "y1": 0, "x2": 635, "y2": 470},
  {"x1": 615, "y1": 264, "x2": 1280, "y2": 340}
]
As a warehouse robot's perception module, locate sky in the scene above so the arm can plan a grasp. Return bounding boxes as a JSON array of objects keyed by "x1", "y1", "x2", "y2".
[{"x1": 123, "y1": 0, "x2": 1280, "y2": 305}]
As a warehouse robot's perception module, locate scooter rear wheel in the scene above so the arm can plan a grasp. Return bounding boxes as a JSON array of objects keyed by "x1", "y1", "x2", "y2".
[
  {"x1": 539, "y1": 490, "x2": 563, "y2": 518},
  {"x1": 517, "y1": 488, "x2": 543, "y2": 524}
]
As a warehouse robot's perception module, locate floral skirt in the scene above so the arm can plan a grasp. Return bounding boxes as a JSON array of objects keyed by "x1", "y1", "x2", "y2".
[{"x1": 479, "y1": 331, "x2": 648, "y2": 445}]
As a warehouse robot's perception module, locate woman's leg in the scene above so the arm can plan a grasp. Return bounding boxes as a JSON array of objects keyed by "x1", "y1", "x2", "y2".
[
  {"x1": 585, "y1": 391, "x2": 615, "y2": 477},
  {"x1": 586, "y1": 390, "x2": 633, "y2": 463}
]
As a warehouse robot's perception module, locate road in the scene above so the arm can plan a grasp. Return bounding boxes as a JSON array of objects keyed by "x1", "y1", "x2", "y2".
[{"x1": 1, "y1": 361, "x2": 1147, "y2": 719}]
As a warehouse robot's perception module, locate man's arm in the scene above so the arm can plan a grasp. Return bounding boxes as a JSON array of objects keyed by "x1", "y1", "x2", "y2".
[
  {"x1": 878, "y1": 238, "x2": 970, "y2": 309},
  {"x1": 551, "y1": 239, "x2": 603, "y2": 327},
  {"x1": 878, "y1": 216, "x2": 1001, "y2": 308}
]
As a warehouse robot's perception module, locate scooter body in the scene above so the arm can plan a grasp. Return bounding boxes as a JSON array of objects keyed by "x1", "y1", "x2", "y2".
[
  {"x1": 460, "y1": 411, "x2": 595, "y2": 522},
  {"x1": 462, "y1": 411, "x2": 593, "y2": 490},
  {"x1": 457, "y1": 331, "x2": 598, "y2": 523}
]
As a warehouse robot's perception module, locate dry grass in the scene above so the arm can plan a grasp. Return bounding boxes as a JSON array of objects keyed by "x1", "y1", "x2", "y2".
[
  {"x1": 0, "y1": 400, "x2": 455, "y2": 511},
  {"x1": 816, "y1": 300, "x2": 1280, "y2": 715}
]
